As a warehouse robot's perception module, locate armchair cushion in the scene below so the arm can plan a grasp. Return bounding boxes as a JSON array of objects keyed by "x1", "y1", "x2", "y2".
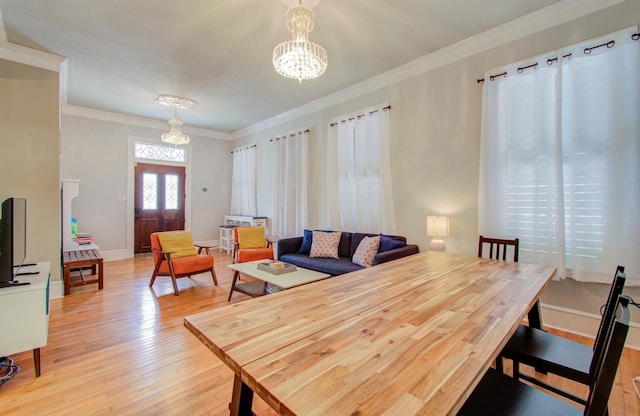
[
  {"x1": 157, "y1": 231, "x2": 197, "y2": 259},
  {"x1": 237, "y1": 226, "x2": 267, "y2": 249},
  {"x1": 156, "y1": 254, "x2": 213, "y2": 275}
]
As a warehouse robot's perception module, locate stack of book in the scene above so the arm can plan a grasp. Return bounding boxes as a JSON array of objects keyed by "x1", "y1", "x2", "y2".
[{"x1": 74, "y1": 232, "x2": 92, "y2": 245}]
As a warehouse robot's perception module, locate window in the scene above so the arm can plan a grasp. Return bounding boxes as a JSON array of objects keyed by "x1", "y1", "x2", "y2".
[
  {"x1": 325, "y1": 104, "x2": 396, "y2": 233},
  {"x1": 479, "y1": 28, "x2": 639, "y2": 283},
  {"x1": 134, "y1": 142, "x2": 186, "y2": 163}
]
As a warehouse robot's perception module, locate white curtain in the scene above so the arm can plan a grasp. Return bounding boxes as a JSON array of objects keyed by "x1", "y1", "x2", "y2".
[
  {"x1": 479, "y1": 28, "x2": 640, "y2": 284},
  {"x1": 271, "y1": 130, "x2": 308, "y2": 237},
  {"x1": 230, "y1": 145, "x2": 257, "y2": 216},
  {"x1": 326, "y1": 105, "x2": 397, "y2": 234}
]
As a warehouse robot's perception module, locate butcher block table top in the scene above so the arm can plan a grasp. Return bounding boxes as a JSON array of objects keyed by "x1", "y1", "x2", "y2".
[{"x1": 185, "y1": 251, "x2": 556, "y2": 416}]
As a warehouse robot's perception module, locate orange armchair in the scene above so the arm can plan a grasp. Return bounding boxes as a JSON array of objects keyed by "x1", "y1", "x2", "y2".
[
  {"x1": 233, "y1": 226, "x2": 274, "y2": 263},
  {"x1": 149, "y1": 231, "x2": 217, "y2": 296}
]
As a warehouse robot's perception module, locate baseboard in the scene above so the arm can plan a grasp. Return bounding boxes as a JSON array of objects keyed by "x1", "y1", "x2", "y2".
[
  {"x1": 540, "y1": 303, "x2": 640, "y2": 350},
  {"x1": 50, "y1": 280, "x2": 64, "y2": 299},
  {"x1": 101, "y1": 249, "x2": 128, "y2": 262}
]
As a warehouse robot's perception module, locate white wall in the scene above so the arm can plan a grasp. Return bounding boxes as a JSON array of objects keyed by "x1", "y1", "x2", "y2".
[
  {"x1": 60, "y1": 115, "x2": 231, "y2": 257},
  {"x1": 232, "y1": 0, "x2": 640, "y2": 328}
]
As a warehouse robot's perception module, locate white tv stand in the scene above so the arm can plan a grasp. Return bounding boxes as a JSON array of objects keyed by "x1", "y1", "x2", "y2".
[{"x1": 0, "y1": 262, "x2": 51, "y2": 377}]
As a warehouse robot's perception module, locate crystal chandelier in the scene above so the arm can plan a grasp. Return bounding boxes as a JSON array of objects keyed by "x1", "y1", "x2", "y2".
[
  {"x1": 273, "y1": 0, "x2": 327, "y2": 83},
  {"x1": 155, "y1": 94, "x2": 196, "y2": 146}
]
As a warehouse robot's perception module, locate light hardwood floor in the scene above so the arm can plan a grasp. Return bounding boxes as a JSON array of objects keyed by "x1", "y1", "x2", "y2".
[{"x1": 1, "y1": 252, "x2": 639, "y2": 415}]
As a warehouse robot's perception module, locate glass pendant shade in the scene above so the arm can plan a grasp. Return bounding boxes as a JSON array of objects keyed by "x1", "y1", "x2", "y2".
[
  {"x1": 161, "y1": 114, "x2": 190, "y2": 146},
  {"x1": 273, "y1": 4, "x2": 327, "y2": 82},
  {"x1": 155, "y1": 94, "x2": 196, "y2": 146}
]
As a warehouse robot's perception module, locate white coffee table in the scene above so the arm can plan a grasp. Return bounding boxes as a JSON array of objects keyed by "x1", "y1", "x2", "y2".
[{"x1": 227, "y1": 260, "x2": 330, "y2": 301}]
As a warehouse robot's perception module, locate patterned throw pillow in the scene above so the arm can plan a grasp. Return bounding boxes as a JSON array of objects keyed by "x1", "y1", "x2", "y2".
[
  {"x1": 309, "y1": 231, "x2": 341, "y2": 259},
  {"x1": 352, "y1": 235, "x2": 381, "y2": 267}
]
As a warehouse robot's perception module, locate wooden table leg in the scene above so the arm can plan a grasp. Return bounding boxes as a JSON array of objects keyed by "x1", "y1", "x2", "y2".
[
  {"x1": 229, "y1": 374, "x2": 255, "y2": 416},
  {"x1": 33, "y1": 347, "x2": 41, "y2": 377},
  {"x1": 98, "y1": 260, "x2": 104, "y2": 290},
  {"x1": 63, "y1": 265, "x2": 71, "y2": 296},
  {"x1": 527, "y1": 300, "x2": 543, "y2": 330}
]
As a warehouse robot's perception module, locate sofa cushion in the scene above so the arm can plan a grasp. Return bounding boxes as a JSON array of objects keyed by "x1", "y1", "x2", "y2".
[
  {"x1": 310, "y1": 231, "x2": 341, "y2": 259},
  {"x1": 337, "y1": 232, "x2": 353, "y2": 258},
  {"x1": 280, "y1": 254, "x2": 363, "y2": 276},
  {"x1": 378, "y1": 234, "x2": 406, "y2": 253},
  {"x1": 297, "y1": 229, "x2": 313, "y2": 254},
  {"x1": 352, "y1": 235, "x2": 380, "y2": 268}
]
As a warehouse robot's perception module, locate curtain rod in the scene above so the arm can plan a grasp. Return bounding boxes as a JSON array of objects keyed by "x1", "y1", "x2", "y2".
[
  {"x1": 477, "y1": 31, "x2": 639, "y2": 84},
  {"x1": 329, "y1": 105, "x2": 391, "y2": 127},
  {"x1": 230, "y1": 144, "x2": 257, "y2": 154},
  {"x1": 270, "y1": 128, "x2": 310, "y2": 142}
]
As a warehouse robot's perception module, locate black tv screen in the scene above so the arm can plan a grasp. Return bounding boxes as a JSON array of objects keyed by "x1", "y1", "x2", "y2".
[{"x1": 0, "y1": 197, "x2": 27, "y2": 284}]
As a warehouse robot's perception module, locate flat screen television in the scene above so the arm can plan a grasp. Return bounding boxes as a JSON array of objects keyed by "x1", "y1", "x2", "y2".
[{"x1": 0, "y1": 197, "x2": 27, "y2": 287}]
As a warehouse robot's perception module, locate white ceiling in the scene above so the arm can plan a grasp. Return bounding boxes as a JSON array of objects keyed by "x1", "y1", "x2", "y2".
[{"x1": 0, "y1": 0, "x2": 564, "y2": 134}]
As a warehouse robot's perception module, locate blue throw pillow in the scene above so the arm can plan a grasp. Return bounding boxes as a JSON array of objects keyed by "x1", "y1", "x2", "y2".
[
  {"x1": 378, "y1": 234, "x2": 405, "y2": 253},
  {"x1": 297, "y1": 229, "x2": 313, "y2": 254}
]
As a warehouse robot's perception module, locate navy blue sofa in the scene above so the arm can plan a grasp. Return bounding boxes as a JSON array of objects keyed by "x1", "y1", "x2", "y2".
[{"x1": 277, "y1": 231, "x2": 419, "y2": 276}]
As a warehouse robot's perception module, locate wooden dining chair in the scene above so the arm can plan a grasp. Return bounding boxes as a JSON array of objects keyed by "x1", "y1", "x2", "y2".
[
  {"x1": 149, "y1": 231, "x2": 218, "y2": 296},
  {"x1": 478, "y1": 235, "x2": 545, "y2": 331},
  {"x1": 458, "y1": 296, "x2": 630, "y2": 416},
  {"x1": 497, "y1": 266, "x2": 626, "y2": 405},
  {"x1": 478, "y1": 235, "x2": 519, "y2": 261}
]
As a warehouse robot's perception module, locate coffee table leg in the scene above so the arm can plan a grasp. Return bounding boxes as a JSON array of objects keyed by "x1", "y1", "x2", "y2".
[
  {"x1": 228, "y1": 270, "x2": 240, "y2": 302},
  {"x1": 229, "y1": 374, "x2": 254, "y2": 416}
]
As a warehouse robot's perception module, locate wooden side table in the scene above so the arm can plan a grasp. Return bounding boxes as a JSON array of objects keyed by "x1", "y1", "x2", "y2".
[{"x1": 62, "y1": 248, "x2": 104, "y2": 295}]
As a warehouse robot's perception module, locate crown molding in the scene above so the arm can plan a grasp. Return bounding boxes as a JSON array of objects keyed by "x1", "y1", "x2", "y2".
[
  {"x1": 0, "y1": 38, "x2": 66, "y2": 72},
  {"x1": 62, "y1": 104, "x2": 233, "y2": 141},
  {"x1": 0, "y1": 8, "x2": 66, "y2": 71},
  {"x1": 232, "y1": 0, "x2": 627, "y2": 139}
]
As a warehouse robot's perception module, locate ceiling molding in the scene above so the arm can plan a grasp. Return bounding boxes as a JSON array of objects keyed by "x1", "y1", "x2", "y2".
[
  {"x1": 62, "y1": 104, "x2": 233, "y2": 141},
  {"x1": 0, "y1": 38, "x2": 66, "y2": 72},
  {"x1": 0, "y1": 8, "x2": 66, "y2": 71},
  {"x1": 232, "y1": 0, "x2": 627, "y2": 139}
]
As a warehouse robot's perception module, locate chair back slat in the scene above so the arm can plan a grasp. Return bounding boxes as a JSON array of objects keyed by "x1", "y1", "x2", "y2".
[
  {"x1": 478, "y1": 235, "x2": 519, "y2": 262},
  {"x1": 585, "y1": 295, "x2": 630, "y2": 416},
  {"x1": 590, "y1": 266, "x2": 626, "y2": 378}
]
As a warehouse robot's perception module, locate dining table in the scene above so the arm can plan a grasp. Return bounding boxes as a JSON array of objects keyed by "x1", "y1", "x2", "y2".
[{"x1": 184, "y1": 250, "x2": 556, "y2": 415}]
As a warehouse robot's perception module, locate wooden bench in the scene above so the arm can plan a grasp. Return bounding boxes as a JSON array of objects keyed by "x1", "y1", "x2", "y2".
[{"x1": 62, "y1": 249, "x2": 104, "y2": 295}]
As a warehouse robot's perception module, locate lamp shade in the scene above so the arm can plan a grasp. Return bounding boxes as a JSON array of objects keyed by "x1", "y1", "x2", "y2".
[{"x1": 426, "y1": 216, "x2": 450, "y2": 238}]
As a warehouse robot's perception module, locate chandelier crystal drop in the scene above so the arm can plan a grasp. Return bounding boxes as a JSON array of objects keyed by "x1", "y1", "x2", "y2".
[
  {"x1": 273, "y1": 1, "x2": 327, "y2": 83},
  {"x1": 155, "y1": 94, "x2": 196, "y2": 146}
]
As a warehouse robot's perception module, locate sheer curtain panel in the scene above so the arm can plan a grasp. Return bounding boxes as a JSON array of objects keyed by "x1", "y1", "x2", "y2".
[
  {"x1": 230, "y1": 145, "x2": 257, "y2": 216},
  {"x1": 479, "y1": 27, "x2": 639, "y2": 284},
  {"x1": 326, "y1": 105, "x2": 397, "y2": 234},
  {"x1": 271, "y1": 130, "x2": 309, "y2": 237}
]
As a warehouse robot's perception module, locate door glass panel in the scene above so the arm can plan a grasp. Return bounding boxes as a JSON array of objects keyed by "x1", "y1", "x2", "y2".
[
  {"x1": 143, "y1": 173, "x2": 158, "y2": 210},
  {"x1": 165, "y1": 174, "x2": 178, "y2": 210}
]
